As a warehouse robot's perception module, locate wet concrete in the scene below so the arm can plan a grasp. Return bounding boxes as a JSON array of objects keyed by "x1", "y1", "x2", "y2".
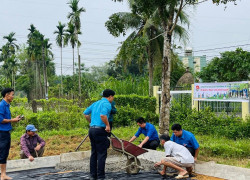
[{"x1": 56, "y1": 155, "x2": 156, "y2": 172}]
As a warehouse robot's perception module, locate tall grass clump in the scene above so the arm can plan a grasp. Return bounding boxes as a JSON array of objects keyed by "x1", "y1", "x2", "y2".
[{"x1": 101, "y1": 76, "x2": 149, "y2": 96}]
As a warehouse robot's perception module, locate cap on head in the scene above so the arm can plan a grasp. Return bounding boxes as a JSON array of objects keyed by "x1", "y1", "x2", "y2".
[{"x1": 26, "y1": 124, "x2": 37, "y2": 132}]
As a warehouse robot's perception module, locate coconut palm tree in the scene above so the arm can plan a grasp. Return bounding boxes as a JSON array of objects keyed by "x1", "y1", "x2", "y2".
[
  {"x1": 27, "y1": 27, "x2": 46, "y2": 99},
  {"x1": 67, "y1": 0, "x2": 85, "y2": 99},
  {"x1": 64, "y1": 22, "x2": 81, "y2": 75},
  {"x1": 1, "y1": 32, "x2": 19, "y2": 89},
  {"x1": 3, "y1": 32, "x2": 19, "y2": 54},
  {"x1": 42, "y1": 38, "x2": 53, "y2": 99},
  {"x1": 127, "y1": 0, "x2": 192, "y2": 135},
  {"x1": 54, "y1": 21, "x2": 66, "y2": 97},
  {"x1": 105, "y1": 1, "x2": 189, "y2": 96}
]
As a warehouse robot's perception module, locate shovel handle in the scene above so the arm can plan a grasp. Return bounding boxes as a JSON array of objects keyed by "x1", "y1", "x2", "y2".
[{"x1": 75, "y1": 134, "x2": 89, "y2": 151}]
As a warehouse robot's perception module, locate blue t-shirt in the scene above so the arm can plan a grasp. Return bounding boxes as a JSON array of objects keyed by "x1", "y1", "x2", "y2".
[
  {"x1": 0, "y1": 99, "x2": 12, "y2": 131},
  {"x1": 171, "y1": 129, "x2": 199, "y2": 150},
  {"x1": 135, "y1": 122, "x2": 159, "y2": 141},
  {"x1": 83, "y1": 98, "x2": 111, "y2": 128}
]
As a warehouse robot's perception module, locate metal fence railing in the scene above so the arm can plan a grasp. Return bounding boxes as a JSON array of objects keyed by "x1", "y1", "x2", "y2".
[{"x1": 199, "y1": 101, "x2": 242, "y2": 117}]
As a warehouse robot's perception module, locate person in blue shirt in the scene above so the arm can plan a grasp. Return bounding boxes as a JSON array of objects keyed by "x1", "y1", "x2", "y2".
[
  {"x1": 0, "y1": 88, "x2": 22, "y2": 180},
  {"x1": 100, "y1": 91, "x2": 117, "y2": 131},
  {"x1": 129, "y1": 117, "x2": 159, "y2": 150},
  {"x1": 84, "y1": 89, "x2": 115, "y2": 180},
  {"x1": 170, "y1": 124, "x2": 200, "y2": 161}
]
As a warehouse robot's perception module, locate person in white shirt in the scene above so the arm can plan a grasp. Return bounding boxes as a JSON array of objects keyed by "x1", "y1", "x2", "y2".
[{"x1": 154, "y1": 134, "x2": 194, "y2": 179}]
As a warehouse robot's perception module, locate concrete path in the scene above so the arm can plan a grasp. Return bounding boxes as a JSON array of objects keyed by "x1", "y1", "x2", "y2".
[
  {"x1": 138, "y1": 149, "x2": 250, "y2": 180},
  {"x1": 6, "y1": 150, "x2": 250, "y2": 180}
]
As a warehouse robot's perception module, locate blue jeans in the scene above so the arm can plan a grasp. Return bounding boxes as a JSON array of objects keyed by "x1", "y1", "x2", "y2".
[{"x1": 89, "y1": 128, "x2": 110, "y2": 179}]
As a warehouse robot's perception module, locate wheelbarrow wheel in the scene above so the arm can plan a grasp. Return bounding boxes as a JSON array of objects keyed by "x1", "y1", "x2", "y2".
[{"x1": 126, "y1": 158, "x2": 141, "y2": 174}]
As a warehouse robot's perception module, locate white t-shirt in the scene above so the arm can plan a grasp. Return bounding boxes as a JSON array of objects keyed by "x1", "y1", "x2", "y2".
[{"x1": 164, "y1": 141, "x2": 194, "y2": 164}]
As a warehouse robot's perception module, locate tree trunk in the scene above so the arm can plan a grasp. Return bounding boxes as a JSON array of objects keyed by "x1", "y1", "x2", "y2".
[
  {"x1": 159, "y1": 32, "x2": 172, "y2": 135},
  {"x1": 158, "y1": 7, "x2": 174, "y2": 135},
  {"x1": 11, "y1": 71, "x2": 14, "y2": 89},
  {"x1": 42, "y1": 47, "x2": 48, "y2": 99},
  {"x1": 61, "y1": 46, "x2": 63, "y2": 97},
  {"x1": 148, "y1": 29, "x2": 154, "y2": 97},
  {"x1": 13, "y1": 72, "x2": 15, "y2": 92},
  {"x1": 77, "y1": 33, "x2": 81, "y2": 103},
  {"x1": 148, "y1": 57, "x2": 153, "y2": 96},
  {"x1": 37, "y1": 61, "x2": 43, "y2": 99},
  {"x1": 35, "y1": 60, "x2": 38, "y2": 99},
  {"x1": 72, "y1": 47, "x2": 75, "y2": 75},
  {"x1": 78, "y1": 53, "x2": 81, "y2": 101}
]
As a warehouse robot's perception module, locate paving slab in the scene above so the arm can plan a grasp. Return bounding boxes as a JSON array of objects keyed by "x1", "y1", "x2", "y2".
[{"x1": 6, "y1": 155, "x2": 60, "y2": 172}]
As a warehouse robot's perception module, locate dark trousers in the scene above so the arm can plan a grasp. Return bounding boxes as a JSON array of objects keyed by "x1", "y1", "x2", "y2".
[
  {"x1": 186, "y1": 147, "x2": 195, "y2": 157},
  {"x1": 0, "y1": 131, "x2": 10, "y2": 164},
  {"x1": 20, "y1": 146, "x2": 45, "y2": 159},
  {"x1": 142, "y1": 139, "x2": 160, "y2": 150},
  {"x1": 89, "y1": 128, "x2": 110, "y2": 179}
]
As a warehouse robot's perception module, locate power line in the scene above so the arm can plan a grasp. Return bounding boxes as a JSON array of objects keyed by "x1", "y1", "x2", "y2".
[{"x1": 192, "y1": 43, "x2": 250, "y2": 53}]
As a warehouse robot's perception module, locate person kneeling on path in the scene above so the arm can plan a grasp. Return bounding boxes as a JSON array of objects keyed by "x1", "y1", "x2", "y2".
[
  {"x1": 154, "y1": 134, "x2": 194, "y2": 179},
  {"x1": 129, "y1": 117, "x2": 159, "y2": 150},
  {"x1": 20, "y1": 124, "x2": 45, "y2": 162}
]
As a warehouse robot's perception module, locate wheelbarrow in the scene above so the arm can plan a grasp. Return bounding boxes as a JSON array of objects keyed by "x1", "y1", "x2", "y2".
[{"x1": 110, "y1": 133, "x2": 148, "y2": 174}]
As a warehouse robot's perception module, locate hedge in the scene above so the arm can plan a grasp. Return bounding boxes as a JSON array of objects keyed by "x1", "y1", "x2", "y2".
[
  {"x1": 114, "y1": 105, "x2": 159, "y2": 127},
  {"x1": 170, "y1": 100, "x2": 250, "y2": 139},
  {"x1": 83, "y1": 95, "x2": 156, "y2": 113},
  {"x1": 10, "y1": 103, "x2": 158, "y2": 131}
]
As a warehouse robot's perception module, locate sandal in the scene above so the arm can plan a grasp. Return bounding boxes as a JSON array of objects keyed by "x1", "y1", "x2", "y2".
[{"x1": 175, "y1": 173, "x2": 189, "y2": 179}]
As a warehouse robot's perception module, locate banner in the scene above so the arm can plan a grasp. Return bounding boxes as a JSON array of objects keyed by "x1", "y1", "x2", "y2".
[{"x1": 194, "y1": 81, "x2": 249, "y2": 102}]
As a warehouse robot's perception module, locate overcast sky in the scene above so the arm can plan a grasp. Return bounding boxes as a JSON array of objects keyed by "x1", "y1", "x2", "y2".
[{"x1": 0, "y1": 0, "x2": 249, "y2": 75}]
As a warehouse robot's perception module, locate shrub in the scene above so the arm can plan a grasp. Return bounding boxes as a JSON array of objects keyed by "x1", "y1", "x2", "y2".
[
  {"x1": 170, "y1": 100, "x2": 250, "y2": 139},
  {"x1": 115, "y1": 95, "x2": 156, "y2": 113},
  {"x1": 113, "y1": 105, "x2": 159, "y2": 127},
  {"x1": 36, "y1": 98, "x2": 80, "y2": 112},
  {"x1": 11, "y1": 96, "x2": 157, "y2": 132},
  {"x1": 101, "y1": 76, "x2": 149, "y2": 96},
  {"x1": 83, "y1": 95, "x2": 156, "y2": 113}
]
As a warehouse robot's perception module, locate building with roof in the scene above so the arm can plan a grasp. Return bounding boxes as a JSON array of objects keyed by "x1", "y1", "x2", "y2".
[{"x1": 179, "y1": 48, "x2": 207, "y2": 73}]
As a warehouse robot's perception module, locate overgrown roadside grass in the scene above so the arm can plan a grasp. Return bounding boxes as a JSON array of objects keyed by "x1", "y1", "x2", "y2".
[{"x1": 8, "y1": 126, "x2": 250, "y2": 168}]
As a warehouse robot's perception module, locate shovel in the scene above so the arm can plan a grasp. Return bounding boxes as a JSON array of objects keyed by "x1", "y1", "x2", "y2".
[{"x1": 75, "y1": 134, "x2": 89, "y2": 151}]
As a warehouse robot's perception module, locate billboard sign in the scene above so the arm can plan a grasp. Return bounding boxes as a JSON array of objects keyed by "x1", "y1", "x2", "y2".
[{"x1": 194, "y1": 81, "x2": 249, "y2": 102}]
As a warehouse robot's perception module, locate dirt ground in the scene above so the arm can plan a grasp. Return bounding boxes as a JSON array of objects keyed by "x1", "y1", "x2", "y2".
[{"x1": 9, "y1": 135, "x2": 91, "y2": 160}]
